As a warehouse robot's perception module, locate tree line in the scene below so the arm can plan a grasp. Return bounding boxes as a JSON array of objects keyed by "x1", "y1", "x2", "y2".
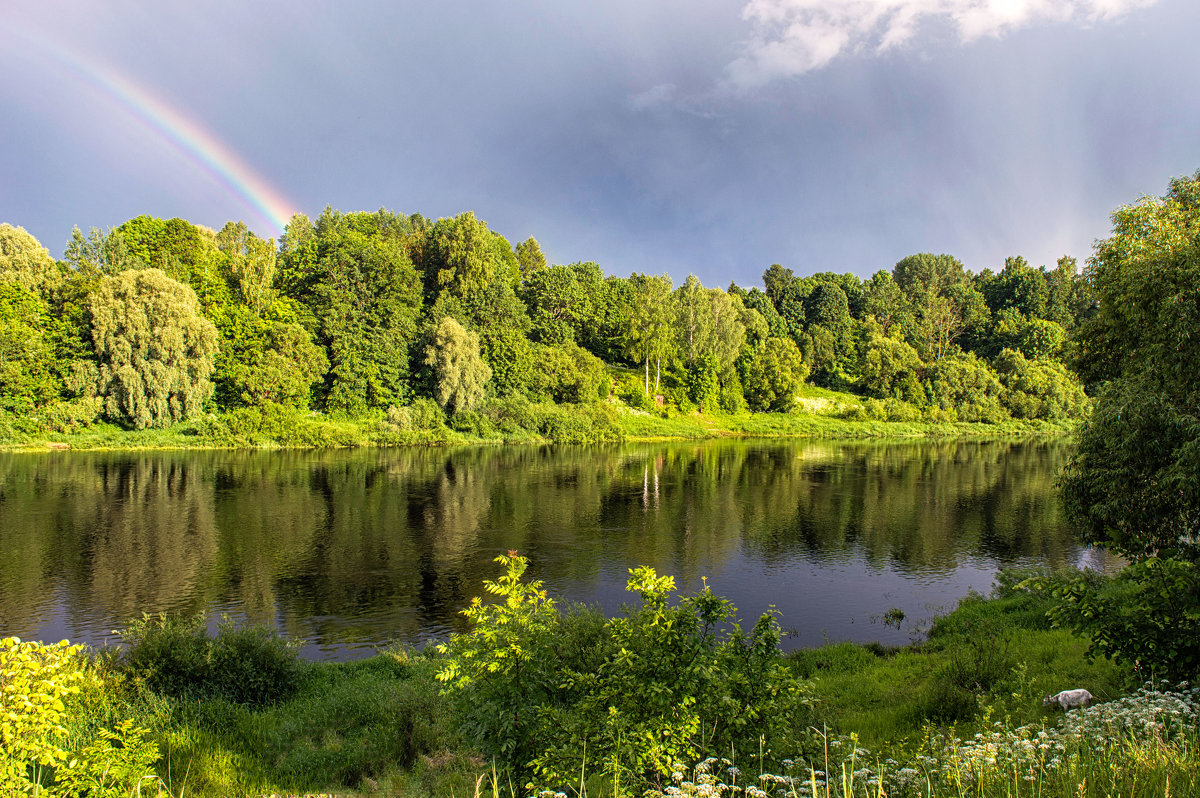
[{"x1": 0, "y1": 207, "x2": 1094, "y2": 437}]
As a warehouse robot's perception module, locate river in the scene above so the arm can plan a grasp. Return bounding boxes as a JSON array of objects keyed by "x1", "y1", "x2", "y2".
[{"x1": 0, "y1": 438, "x2": 1108, "y2": 659}]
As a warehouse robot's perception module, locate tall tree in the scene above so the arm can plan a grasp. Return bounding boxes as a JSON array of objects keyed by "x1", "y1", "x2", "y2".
[
  {"x1": 1053, "y1": 172, "x2": 1200, "y2": 679},
  {"x1": 89, "y1": 268, "x2": 219, "y2": 429},
  {"x1": 307, "y1": 218, "x2": 424, "y2": 415},
  {"x1": 0, "y1": 224, "x2": 61, "y2": 298},
  {"x1": 674, "y1": 274, "x2": 715, "y2": 369},
  {"x1": 426, "y1": 317, "x2": 491, "y2": 414},
  {"x1": 516, "y1": 236, "x2": 547, "y2": 280},
  {"x1": 740, "y1": 337, "x2": 809, "y2": 412},
  {"x1": 425, "y1": 212, "x2": 500, "y2": 302},
  {"x1": 625, "y1": 273, "x2": 674, "y2": 396},
  {"x1": 0, "y1": 283, "x2": 60, "y2": 414},
  {"x1": 1063, "y1": 171, "x2": 1200, "y2": 562}
]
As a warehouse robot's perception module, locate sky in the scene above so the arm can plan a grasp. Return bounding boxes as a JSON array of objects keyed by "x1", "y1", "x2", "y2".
[{"x1": 2, "y1": 0, "x2": 1197, "y2": 289}]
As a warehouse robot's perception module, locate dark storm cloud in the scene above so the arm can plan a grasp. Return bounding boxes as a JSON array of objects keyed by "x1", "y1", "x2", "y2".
[{"x1": 1, "y1": 0, "x2": 1196, "y2": 289}]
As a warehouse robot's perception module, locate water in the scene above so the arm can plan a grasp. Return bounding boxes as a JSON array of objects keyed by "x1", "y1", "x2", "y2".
[{"x1": 0, "y1": 438, "x2": 1105, "y2": 659}]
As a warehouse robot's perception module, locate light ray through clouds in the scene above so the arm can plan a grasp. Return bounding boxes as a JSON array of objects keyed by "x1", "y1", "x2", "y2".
[
  {"x1": 9, "y1": 28, "x2": 298, "y2": 236},
  {"x1": 726, "y1": 0, "x2": 1160, "y2": 87}
]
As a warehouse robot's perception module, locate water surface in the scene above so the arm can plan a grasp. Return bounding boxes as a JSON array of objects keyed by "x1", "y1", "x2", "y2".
[{"x1": 0, "y1": 438, "x2": 1104, "y2": 659}]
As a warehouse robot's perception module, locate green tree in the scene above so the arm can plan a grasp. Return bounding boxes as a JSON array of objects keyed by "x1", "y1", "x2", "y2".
[
  {"x1": 215, "y1": 221, "x2": 277, "y2": 316},
  {"x1": 89, "y1": 268, "x2": 219, "y2": 428},
  {"x1": 708, "y1": 288, "x2": 747, "y2": 376},
  {"x1": 740, "y1": 337, "x2": 809, "y2": 412},
  {"x1": 893, "y1": 253, "x2": 979, "y2": 362},
  {"x1": 425, "y1": 212, "x2": 502, "y2": 301},
  {"x1": 993, "y1": 348, "x2": 1088, "y2": 421},
  {"x1": 1062, "y1": 171, "x2": 1200, "y2": 562},
  {"x1": 860, "y1": 325, "x2": 924, "y2": 401},
  {"x1": 426, "y1": 316, "x2": 491, "y2": 414},
  {"x1": 528, "y1": 342, "x2": 609, "y2": 404},
  {"x1": 978, "y1": 256, "x2": 1050, "y2": 320},
  {"x1": 0, "y1": 283, "x2": 60, "y2": 414},
  {"x1": 1049, "y1": 176, "x2": 1200, "y2": 681},
  {"x1": 516, "y1": 236, "x2": 547, "y2": 280},
  {"x1": 924, "y1": 352, "x2": 1007, "y2": 423},
  {"x1": 301, "y1": 211, "x2": 424, "y2": 415},
  {"x1": 0, "y1": 223, "x2": 62, "y2": 298},
  {"x1": 625, "y1": 273, "x2": 675, "y2": 396},
  {"x1": 521, "y1": 263, "x2": 590, "y2": 345},
  {"x1": 762, "y1": 264, "x2": 806, "y2": 337},
  {"x1": 674, "y1": 274, "x2": 715, "y2": 369},
  {"x1": 63, "y1": 225, "x2": 139, "y2": 277}
]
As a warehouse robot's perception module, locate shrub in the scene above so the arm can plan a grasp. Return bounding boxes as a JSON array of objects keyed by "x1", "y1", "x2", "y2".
[
  {"x1": 119, "y1": 614, "x2": 302, "y2": 707},
  {"x1": 407, "y1": 397, "x2": 447, "y2": 431},
  {"x1": 1046, "y1": 558, "x2": 1200, "y2": 681},
  {"x1": 1, "y1": 637, "x2": 88, "y2": 792},
  {"x1": 617, "y1": 373, "x2": 657, "y2": 413},
  {"x1": 449, "y1": 408, "x2": 498, "y2": 437},
  {"x1": 438, "y1": 555, "x2": 810, "y2": 792}
]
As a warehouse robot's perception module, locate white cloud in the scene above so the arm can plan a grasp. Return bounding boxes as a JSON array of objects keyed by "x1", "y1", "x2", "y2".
[{"x1": 726, "y1": 0, "x2": 1158, "y2": 88}]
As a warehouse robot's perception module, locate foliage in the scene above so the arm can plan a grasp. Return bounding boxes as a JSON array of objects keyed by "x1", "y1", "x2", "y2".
[
  {"x1": 436, "y1": 552, "x2": 559, "y2": 768},
  {"x1": 89, "y1": 267, "x2": 220, "y2": 429},
  {"x1": 425, "y1": 211, "x2": 506, "y2": 301},
  {"x1": 617, "y1": 372, "x2": 658, "y2": 413},
  {"x1": 741, "y1": 337, "x2": 809, "y2": 412},
  {"x1": 924, "y1": 353, "x2": 1007, "y2": 423},
  {"x1": 859, "y1": 327, "x2": 923, "y2": 401},
  {"x1": 119, "y1": 614, "x2": 302, "y2": 707},
  {"x1": 426, "y1": 316, "x2": 492, "y2": 414},
  {"x1": 54, "y1": 719, "x2": 161, "y2": 798},
  {"x1": 528, "y1": 341, "x2": 610, "y2": 404},
  {"x1": 625, "y1": 273, "x2": 675, "y2": 395},
  {"x1": 438, "y1": 555, "x2": 810, "y2": 793},
  {"x1": 0, "y1": 204, "x2": 1103, "y2": 446},
  {"x1": 0, "y1": 282, "x2": 61, "y2": 415},
  {"x1": 994, "y1": 348, "x2": 1090, "y2": 421},
  {"x1": 1045, "y1": 558, "x2": 1200, "y2": 680},
  {"x1": 0, "y1": 223, "x2": 62, "y2": 298},
  {"x1": 304, "y1": 214, "x2": 424, "y2": 415},
  {"x1": 0, "y1": 637, "x2": 87, "y2": 793}
]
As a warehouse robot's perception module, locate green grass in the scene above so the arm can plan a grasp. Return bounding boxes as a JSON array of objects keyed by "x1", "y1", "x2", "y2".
[{"x1": 793, "y1": 592, "x2": 1130, "y2": 756}]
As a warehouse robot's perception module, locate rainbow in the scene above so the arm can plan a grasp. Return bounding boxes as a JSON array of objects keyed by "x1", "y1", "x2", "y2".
[{"x1": 12, "y1": 29, "x2": 299, "y2": 236}]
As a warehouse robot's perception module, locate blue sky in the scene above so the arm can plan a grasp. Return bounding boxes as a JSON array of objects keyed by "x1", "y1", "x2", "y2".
[{"x1": 2, "y1": 0, "x2": 1196, "y2": 288}]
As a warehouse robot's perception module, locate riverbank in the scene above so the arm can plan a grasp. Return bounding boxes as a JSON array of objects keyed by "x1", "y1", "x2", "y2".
[
  {"x1": 16, "y1": 571, "x2": 1197, "y2": 798},
  {"x1": 0, "y1": 385, "x2": 1074, "y2": 452}
]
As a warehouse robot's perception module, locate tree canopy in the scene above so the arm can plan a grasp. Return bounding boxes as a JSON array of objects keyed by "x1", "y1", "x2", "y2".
[{"x1": 89, "y1": 268, "x2": 219, "y2": 429}]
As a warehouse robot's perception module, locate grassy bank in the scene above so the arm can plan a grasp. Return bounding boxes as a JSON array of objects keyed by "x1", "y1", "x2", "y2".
[
  {"x1": 10, "y1": 570, "x2": 1196, "y2": 797},
  {"x1": 0, "y1": 385, "x2": 1073, "y2": 452}
]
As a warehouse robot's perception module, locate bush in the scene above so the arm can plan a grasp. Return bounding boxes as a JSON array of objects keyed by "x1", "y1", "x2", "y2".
[
  {"x1": 537, "y1": 402, "x2": 622, "y2": 443},
  {"x1": 1, "y1": 637, "x2": 88, "y2": 793},
  {"x1": 449, "y1": 408, "x2": 498, "y2": 437},
  {"x1": 119, "y1": 614, "x2": 302, "y2": 707},
  {"x1": 437, "y1": 555, "x2": 811, "y2": 791},
  {"x1": 1046, "y1": 558, "x2": 1200, "y2": 681},
  {"x1": 617, "y1": 373, "x2": 657, "y2": 413}
]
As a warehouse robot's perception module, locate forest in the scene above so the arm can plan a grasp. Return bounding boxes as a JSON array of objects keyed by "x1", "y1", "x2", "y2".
[{"x1": 0, "y1": 208, "x2": 1092, "y2": 445}]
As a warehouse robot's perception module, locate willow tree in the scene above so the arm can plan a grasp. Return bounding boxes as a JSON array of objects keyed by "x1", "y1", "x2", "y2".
[
  {"x1": 426, "y1": 316, "x2": 491, "y2": 415},
  {"x1": 0, "y1": 223, "x2": 61, "y2": 298},
  {"x1": 90, "y1": 268, "x2": 219, "y2": 428}
]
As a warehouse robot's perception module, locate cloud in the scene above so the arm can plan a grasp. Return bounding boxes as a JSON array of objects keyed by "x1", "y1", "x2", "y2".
[
  {"x1": 627, "y1": 83, "x2": 678, "y2": 111},
  {"x1": 726, "y1": 0, "x2": 1158, "y2": 88}
]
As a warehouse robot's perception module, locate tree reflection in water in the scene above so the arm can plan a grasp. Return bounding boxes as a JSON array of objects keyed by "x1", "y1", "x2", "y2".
[{"x1": 0, "y1": 439, "x2": 1106, "y2": 659}]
